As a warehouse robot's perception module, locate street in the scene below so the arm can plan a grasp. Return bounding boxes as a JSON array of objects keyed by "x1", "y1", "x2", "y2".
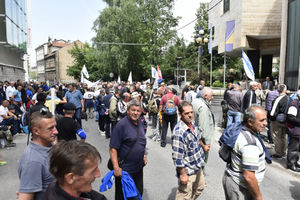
[{"x1": 0, "y1": 105, "x2": 300, "y2": 200}]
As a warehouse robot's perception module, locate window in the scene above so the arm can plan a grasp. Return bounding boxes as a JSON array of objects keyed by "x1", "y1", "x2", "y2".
[{"x1": 223, "y1": 0, "x2": 230, "y2": 13}]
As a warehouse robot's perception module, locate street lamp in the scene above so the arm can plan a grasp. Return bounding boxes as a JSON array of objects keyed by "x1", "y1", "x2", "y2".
[{"x1": 196, "y1": 28, "x2": 208, "y2": 79}]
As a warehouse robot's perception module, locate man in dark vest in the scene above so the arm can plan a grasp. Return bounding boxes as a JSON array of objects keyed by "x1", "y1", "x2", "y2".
[{"x1": 286, "y1": 90, "x2": 300, "y2": 172}]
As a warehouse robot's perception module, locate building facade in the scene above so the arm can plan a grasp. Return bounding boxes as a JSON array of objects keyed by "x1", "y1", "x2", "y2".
[
  {"x1": 208, "y1": 0, "x2": 282, "y2": 80},
  {"x1": 0, "y1": 0, "x2": 27, "y2": 81},
  {"x1": 279, "y1": 0, "x2": 300, "y2": 91},
  {"x1": 35, "y1": 43, "x2": 47, "y2": 82},
  {"x1": 38, "y1": 39, "x2": 82, "y2": 84}
]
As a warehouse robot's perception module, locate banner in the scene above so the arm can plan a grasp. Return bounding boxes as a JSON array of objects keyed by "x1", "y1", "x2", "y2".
[
  {"x1": 128, "y1": 72, "x2": 132, "y2": 84},
  {"x1": 157, "y1": 65, "x2": 163, "y2": 83},
  {"x1": 225, "y1": 20, "x2": 235, "y2": 52},
  {"x1": 242, "y1": 50, "x2": 255, "y2": 81},
  {"x1": 81, "y1": 65, "x2": 90, "y2": 79}
]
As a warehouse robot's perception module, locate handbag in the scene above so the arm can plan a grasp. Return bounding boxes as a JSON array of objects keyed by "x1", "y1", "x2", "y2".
[
  {"x1": 107, "y1": 126, "x2": 140, "y2": 170},
  {"x1": 276, "y1": 97, "x2": 290, "y2": 123}
]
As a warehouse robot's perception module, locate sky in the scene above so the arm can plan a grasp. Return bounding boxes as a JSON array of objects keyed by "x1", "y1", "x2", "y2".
[{"x1": 28, "y1": 0, "x2": 210, "y2": 65}]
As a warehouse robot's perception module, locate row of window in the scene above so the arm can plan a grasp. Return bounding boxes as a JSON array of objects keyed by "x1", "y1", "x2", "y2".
[
  {"x1": 6, "y1": 16, "x2": 27, "y2": 51},
  {"x1": 5, "y1": 0, "x2": 27, "y2": 32}
]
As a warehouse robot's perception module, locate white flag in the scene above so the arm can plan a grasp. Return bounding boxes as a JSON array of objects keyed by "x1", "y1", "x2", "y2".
[
  {"x1": 127, "y1": 72, "x2": 132, "y2": 84},
  {"x1": 242, "y1": 50, "x2": 255, "y2": 81},
  {"x1": 117, "y1": 75, "x2": 121, "y2": 84},
  {"x1": 81, "y1": 65, "x2": 89, "y2": 79},
  {"x1": 151, "y1": 67, "x2": 157, "y2": 78}
]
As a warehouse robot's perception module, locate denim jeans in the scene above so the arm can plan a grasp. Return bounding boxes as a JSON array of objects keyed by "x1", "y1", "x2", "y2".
[
  {"x1": 0, "y1": 117, "x2": 19, "y2": 135},
  {"x1": 227, "y1": 110, "x2": 241, "y2": 127},
  {"x1": 161, "y1": 114, "x2": 177, "y2": 145},
  {"x1": 73, "y1": 108, "x2": 82, "y2": 128}
]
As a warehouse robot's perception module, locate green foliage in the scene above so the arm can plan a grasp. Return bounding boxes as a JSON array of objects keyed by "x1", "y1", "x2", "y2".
[
  {"x1": 90, "y1": 0, "x2": 179, "y2": 81},
  {"x1": 212, "y1": 80, "x2": 224, "y2": 87}
]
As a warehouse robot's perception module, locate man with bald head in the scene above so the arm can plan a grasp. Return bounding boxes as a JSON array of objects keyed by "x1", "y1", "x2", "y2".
[
  {"x1": 192, "y1": 87, "x2": 215, "y2": 164},
  {"x1": 223, "y1": 105, "x2": 268, "y2": 200}
]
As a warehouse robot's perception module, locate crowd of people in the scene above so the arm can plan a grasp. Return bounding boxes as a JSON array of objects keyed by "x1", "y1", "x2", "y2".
[{"x1": 0, "y1": 76, "x2": 299, "y2": 199}]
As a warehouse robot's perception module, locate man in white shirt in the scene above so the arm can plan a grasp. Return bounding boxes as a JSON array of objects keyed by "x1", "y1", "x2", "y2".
[{"x1": 5, "y1": 82, "x2": 16, "y2": 100}]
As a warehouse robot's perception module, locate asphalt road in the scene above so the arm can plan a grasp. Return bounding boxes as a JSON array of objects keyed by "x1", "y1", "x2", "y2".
[{"x1": 1, "y1": 105, "x2": 300, "y2": 200}]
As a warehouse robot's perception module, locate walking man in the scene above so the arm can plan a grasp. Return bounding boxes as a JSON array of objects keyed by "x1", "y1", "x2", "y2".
[
  {"x1": 159, "y1": 87, "x2": 180, "y2": 147},
  {"x1": 172, "y1": 101, "x2": 206, "y2": 200},
  {"x1": 192, "y1": 87, "x2": 215, "y2": 163},
  {"x1": 109, "y1": 99, "x2": 147, "y2": 200},
  {"x1": 18, "y1": 109, "x2": 58, "y2": 200},
  {"x1": 286, "y1": 90, "x2": 300, "y2": 172},
  {"x1": 64, "y1": 83, "x2": 84, "y2": 127},
  {"x1": 223, "y1": 105, "x2": 267, "y2": 200},
  {"x1": 270, "y1": 84, "x2": 290, "y2": 159}
]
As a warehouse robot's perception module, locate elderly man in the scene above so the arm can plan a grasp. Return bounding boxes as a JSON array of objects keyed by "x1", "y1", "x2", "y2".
[
  {"x1": 192, "y1": 87, "x2": 215, "y2": 164},
  {"x1": 286, "y1": 90, "x2": 300, "y2": 172},
  {"x1": 223, "y1": 105, "x2": 268, "y2": 200},
  {"x1": 43, "y1": 140, "x2": 107, "y2": 200},
  {"x1": 110, "y1": 99, "x2": 147, "y2": 200},
  {"x1": 172, "y1": 101, "x2": 206, "y2": 200},
  {"x1": 18, "y1": 109, "x2": 58, "y2": 200},
  {"x1": 270, "y1": 84, "x2": 290, "y2": 159},
  {"x1": 242, "y1": 81, "x2": 258, "y2": 112}
]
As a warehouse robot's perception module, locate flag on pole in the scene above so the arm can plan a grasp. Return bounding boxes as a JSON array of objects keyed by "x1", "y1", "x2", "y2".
[
  {"x1": 117, "y1": 75, "x2": 121, "y2": 84},
  {"x1": 225, "y1": 20, "x2": 235, "y2": 52},
  {"x1": 157, "y1": 65, "x2": 163, "y2": 83},
  {"x1": 242, "y1": 50, "x2": 255, "y2": 81},
  {"x1": 151, "y1": 67, "x2": 157, "y2": 78},
  {"x1": 127, "y1": 71, "x2": 132, "y2": 84},
  {"x1": 81, "y1": 65, "x2": 89, "y2": 79},
  {"x1": 208, "y1": 24, "x2": 212, "y2": 54}
]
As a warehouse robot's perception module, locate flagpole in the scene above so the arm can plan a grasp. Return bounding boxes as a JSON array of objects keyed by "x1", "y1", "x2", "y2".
[
  {"x1": 210, "y1": 52, "x2": 212, "y2": 87},
  {"x1": 224, "y1": 51, "x2": 226, "y2": 88}
]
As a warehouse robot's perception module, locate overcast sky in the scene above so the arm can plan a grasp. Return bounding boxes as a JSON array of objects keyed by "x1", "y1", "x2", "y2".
[{"x1": 28, "y1": 0, "x2": 210, "y2": 65}]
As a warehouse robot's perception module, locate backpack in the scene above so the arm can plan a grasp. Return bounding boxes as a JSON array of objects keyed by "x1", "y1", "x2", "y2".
[
  {"x1": 218, "y1": 122, "x2": 256, "y2": 163},
  {"x1": 148, "y1": 99, "x2": 158, "y2": 114},
  {"x1": 20, "y1": 111, "x2": 30, "y2": 134},
  {"x1": 164, "y1": 95, "x2": 177, "y2": 115}
]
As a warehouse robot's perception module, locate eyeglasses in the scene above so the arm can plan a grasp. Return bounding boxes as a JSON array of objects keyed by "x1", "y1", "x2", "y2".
[{"x1": 40, "y1": 107, "x2": 50, "y2": 115}]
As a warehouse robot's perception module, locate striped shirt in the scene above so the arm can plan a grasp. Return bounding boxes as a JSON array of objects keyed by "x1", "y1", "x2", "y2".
[
  {"x1": 172, "y1": 120, "x2": 205, "y2": 176},
  {"x1": 226, "y1": 126, "x2": 266, "y2": 188}
]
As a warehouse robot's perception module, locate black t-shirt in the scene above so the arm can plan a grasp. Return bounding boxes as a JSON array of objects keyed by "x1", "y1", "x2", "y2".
[{"x1": 56, "y1": 117, "x2": 81, "y2": 141}]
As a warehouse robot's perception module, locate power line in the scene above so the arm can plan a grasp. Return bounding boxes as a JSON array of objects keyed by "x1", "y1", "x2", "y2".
[
  {"x1": 95, "y1": 42, "x2": 149, "y2": 46},
  {"x1": 176, "y1": 0, "x2": 223, "y2": 31}
]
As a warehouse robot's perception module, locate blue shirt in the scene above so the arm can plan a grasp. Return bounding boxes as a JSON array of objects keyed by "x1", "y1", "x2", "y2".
[
  {"x1": 26, "y1": 90, "x2": 33, "y2": 99},
  {"x1": 110, "y1": 116, "x2": 147, "y2": 173},
  {"x1": 13, "y1": 90, "x2": 22, "y2": 102},
  {"x1": 64, "y1": 90, "x2": 83, "y2": 109},
  {"x1": 172, "y1": 120, "x2": 205, "y2": 176}
]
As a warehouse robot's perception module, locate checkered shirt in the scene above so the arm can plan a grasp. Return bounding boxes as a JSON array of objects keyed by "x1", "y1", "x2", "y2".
[{"x1": 172, "y1": 120, "x2": 205, "y2": 176}]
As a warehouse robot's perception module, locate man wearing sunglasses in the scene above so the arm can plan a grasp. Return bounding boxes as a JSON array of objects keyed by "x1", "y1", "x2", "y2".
[{"x1": 18, "y1": 109, "x2": 58, "y2": 200}]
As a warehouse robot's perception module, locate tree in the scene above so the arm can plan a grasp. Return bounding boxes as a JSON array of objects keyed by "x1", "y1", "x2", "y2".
[{"x1": 92, "y1": 0, "x2": 179, "y2": 81}]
